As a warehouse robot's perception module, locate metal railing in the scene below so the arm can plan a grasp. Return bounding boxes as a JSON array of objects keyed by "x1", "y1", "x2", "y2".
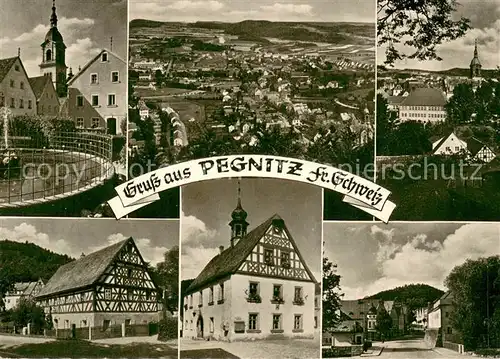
[{"x1": 0, "y1": 131, "x2": 114, "y2": 206}]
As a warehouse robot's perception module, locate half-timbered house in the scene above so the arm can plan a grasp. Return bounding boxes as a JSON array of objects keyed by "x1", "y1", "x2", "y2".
[
  {"x1": 183, "y1": 193, "x2": 318, "y2": 341},
  {"x1": 35, "y1": 237, "x2": 160, "y2": 331}
]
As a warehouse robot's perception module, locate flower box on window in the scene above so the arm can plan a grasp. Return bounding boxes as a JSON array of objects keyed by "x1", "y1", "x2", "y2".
[
  {"x1": 271, "y1": 296, "x2": 285, "y2": 304},
  {"x1": 293, "y1": 297, "x2": 305, "y2": 306},
  {"x1": 246, "y1": 294, "x2": 262, "y2": 303}
]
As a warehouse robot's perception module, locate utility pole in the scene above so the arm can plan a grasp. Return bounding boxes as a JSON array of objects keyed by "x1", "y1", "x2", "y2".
[{"x1": 486, "y1": 260, "x2": 490, "y2": 348}]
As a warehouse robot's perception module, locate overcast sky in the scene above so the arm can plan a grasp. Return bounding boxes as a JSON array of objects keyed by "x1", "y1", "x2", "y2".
[
  {"x1": 130, "y1": 0, "x2": 375, "y2": 23},
  {"x1": 0, "y1": 0, "x2": 127, "y2": 77},
  {"x1": 378, "y1": 0, "x2": 500, "y2": 71},
  {"x1": 323, "y1": 222, "x2": 500, "y2": 300},
  {"x1": 181, "y1": 178, "x2": 322, "y2": 281},
  {"x1": 0, "y1": 218, "x2": 179, "y2": 266}
]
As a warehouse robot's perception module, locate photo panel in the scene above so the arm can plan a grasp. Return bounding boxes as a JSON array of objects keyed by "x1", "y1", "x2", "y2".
[
  {"x1": 376, "y1": 0, "x2": 500, "y2": 221},
  {"x1": 179, "y1": 178, "x2": 322, "y2": 359},
  {"x1": 0, "y1": 0, "x2": 128, "y2": 217},
  {"x1": 0, "y1": 217, "x2": 180, "y2": 358},
  {"x1": 127, "y1": 0, "x2": 377, "y2": 220},
  {"x1": 322, "y1": 221, "x2": 500, "y2": 358}
]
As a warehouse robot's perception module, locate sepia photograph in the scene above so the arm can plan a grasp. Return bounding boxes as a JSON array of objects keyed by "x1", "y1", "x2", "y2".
[
  {"x1": 127, "y1": 0, "x2": 376, "y2": 219},
  {"x1": 322, "y1": 221, "x2": 500, "y2": 358},
  {"x1": 0, "y1": 0, "x2": 127, "y2": 217},
  {"x1": 0, "y1": 217, "x2": 179, "y2": 358},
  {"x1": 180, "y1": 178, "x2": 321, "y2": 359},
  {"x1": 376, "y1": 0, "x2": 500, "y2": 220}
]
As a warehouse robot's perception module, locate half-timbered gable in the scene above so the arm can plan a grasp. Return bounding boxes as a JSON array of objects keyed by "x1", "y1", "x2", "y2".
[
  {"x1": 36, "y1": 237, "x2": 160, "y2": 329},
  {"x1": 94, "y1": 239, "x2": 158, "y2": 313},
  {"x1": 237, "y1": 216, "x2": 315, "y2": 282}
]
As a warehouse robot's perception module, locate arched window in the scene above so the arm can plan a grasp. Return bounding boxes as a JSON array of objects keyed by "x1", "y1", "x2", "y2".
[{"x1": 46, "y1": 49, "x2": 52, "y2": 61}]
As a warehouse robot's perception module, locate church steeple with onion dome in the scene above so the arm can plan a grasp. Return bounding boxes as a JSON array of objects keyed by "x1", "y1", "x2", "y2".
[
  {"x1": 229, "y1": 180, "x2": 249, "y2": 247},
  {"x1": 39, "y1": 0, "x2": 67, "y2": 97}
]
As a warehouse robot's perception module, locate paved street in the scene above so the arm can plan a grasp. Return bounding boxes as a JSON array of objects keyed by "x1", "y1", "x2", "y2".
[
  {"x1": 379, "y1": 339, "x2": 463, "y2": 358},
  {"x1": 180, "y1": 338, "x2": 321, "y2": 359}
]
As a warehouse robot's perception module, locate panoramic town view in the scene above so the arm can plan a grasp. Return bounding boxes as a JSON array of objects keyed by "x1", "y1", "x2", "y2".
[
  {"x1": 127, "y1": 0, "x2": 376, "y2": 191},
  {"x1": 322, "y1": 222, "x2": 500, "y2": 358},
  {"x1": 376, "y1": 0, "x2": 500, "y2": 221}
]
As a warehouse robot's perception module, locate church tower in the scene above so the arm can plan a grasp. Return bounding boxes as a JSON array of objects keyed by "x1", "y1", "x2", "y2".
[
  {"x1": 39, "y1": 0, "x2": 67, "y2": 97},
  {"x1": 229, "y1": 181, "x2": 249, "y2": 247},
  {"x1": 470, "y1": 39, "x2": 482, "y2": 79}
]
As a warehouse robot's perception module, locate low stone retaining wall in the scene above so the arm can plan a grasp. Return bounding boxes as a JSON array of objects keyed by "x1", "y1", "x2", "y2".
[
  {"x1": 322, "y1": 345, "x2": 363, "y2": 357},
  {"x1": 444, "y1": 341, "x2": 465, "y2": 353},
  {"x1": 45, "y1": 324, "x2": 151, "y2": 340}
]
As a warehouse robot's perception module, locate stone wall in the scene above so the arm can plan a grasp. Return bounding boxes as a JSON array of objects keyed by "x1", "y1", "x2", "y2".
[
  {"x1": 322, "y1": 345, "x2": 363, "y2": 358},
  {"x1": 424, "y1": 328, "x2": 439, "y2": 348}
]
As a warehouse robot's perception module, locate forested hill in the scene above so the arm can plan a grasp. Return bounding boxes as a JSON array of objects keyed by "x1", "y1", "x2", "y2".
[
  {"x1": 129, "y1": 19, "x2": 374, "y2": 45},
  {"x1": 0, "y1": 240, "x2": 73, "y2": 284},
  {"x1": 365, "y1": 284, "x2": 445, "y2": 308}
]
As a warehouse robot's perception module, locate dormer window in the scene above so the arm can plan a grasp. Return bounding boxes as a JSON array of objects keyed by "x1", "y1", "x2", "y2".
[{"x1": 101, "y1": 52, "x2": 108, "y2": 62}]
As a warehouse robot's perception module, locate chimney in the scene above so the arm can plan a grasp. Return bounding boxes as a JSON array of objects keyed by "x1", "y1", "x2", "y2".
[
  {"x1": 219, "y1": 245, "x2": 224, "y2": 254},
  {"x1": 80, "y1": 252, "x2": 85, "y2": 258},
  {"x1": 17, "y1": 48, "x2": 20, "y2": 57}
]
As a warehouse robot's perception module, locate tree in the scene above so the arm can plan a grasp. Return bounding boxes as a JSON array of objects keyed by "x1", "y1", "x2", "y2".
[
  {"x1": 445, "y1": 256, "x2": 500, "y2": 350},
  {"x1": 378, "y1": 0, "x2": 471, "y2": 66},
  {"x1": 156, "y1": 246, "x2": 179, "y2": 315},
  {"x1": 375, "y1": 306, "x2": 393, "y2": 339},
  {"x1": 390, "y1": 121, "x2": 432, "y2": 155},
  {"x1": 376, "y1": 94, "x2": 397, "y2": 155},
  {"x1": 11, "y1": 298, "x2": 46, "y2": 335},
  {"x1": 155, "y1": 70, "x2": 165, "y2": 88},
  {"x1": 446, "y1": 83, "x2": 476, "y2": 125},
  {"x1": 323, "y1": 257, "x2": 343, "y2": 331}
]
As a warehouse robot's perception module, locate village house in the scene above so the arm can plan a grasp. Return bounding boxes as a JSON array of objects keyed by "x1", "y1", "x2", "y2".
[
  {"x1": 427, "y1": 291, "x2": 461, "y2": 346},
  {"x1": 65, "y1": 49, "x2": 126, "y2": 135},
  {"x1": 432, "y1": 131, "x2": 496, "y2": 162},
  {"x1": 35, "y1": 237, "x2": 161, "y2": 331},
  {"x1": 183, "y1": 192, "x2": 318, "y2": 342},
  {"x1": 0, "y1": 57, "x2": 37, "y2": 116},
  {"x1": 4, "y1": 279, "x2": 45, "y2": 311}
]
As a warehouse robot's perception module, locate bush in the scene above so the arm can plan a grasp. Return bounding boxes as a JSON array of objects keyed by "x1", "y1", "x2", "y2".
[
  {"x1": 1, "y1": 115, "x2": 76, "y2": 148},
  {"x1": 474, "y1": 348, "x2": 500, "y2": 357},
  {"x1": 158, "y1": 317, "x2": 178, "y2": 341}
]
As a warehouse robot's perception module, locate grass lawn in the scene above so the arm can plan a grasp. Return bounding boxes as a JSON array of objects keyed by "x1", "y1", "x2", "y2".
[
  {"x1": 1, "y1": 340, "x2": 178, "y2": 358},
  {"x1": 376, "y1": 160, "x2": 500, "y2": 221},
  {"x1": 181, "y1": 348, "x2": 240, "y2": 359}
]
